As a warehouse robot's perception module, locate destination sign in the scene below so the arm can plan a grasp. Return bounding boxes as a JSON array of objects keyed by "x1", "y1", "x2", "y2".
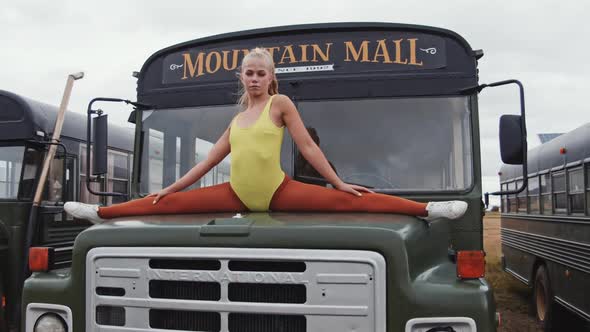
[{"x1": 162, "y1": 32, "x2": 446, "y2": 84}]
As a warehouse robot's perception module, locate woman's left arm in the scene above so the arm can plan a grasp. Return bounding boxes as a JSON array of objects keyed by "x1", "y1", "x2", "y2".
[{"x1": 276, "y1": 95, "x2": 373, "y2": 196}]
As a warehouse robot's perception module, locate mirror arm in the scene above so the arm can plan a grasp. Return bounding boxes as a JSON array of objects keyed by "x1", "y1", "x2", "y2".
[
  {"x1": 468, "y1": 80, "x2": 527, "y2": 208},
  {"x1": 26, "y1": 140, "x2": 68, "y2": 157}
]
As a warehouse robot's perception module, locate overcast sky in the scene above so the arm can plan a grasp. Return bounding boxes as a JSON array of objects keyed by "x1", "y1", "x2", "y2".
[{"x1": 2, "y1": 0, "x2": 589, "y2": 205}]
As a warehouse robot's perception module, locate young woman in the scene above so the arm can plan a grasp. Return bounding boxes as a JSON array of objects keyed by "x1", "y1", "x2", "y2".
[{"x1": 65, "y1": 48, "x2": 467, "y2": 224}]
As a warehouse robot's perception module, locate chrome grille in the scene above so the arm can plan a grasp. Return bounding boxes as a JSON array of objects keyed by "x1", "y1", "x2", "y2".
[
  {"x1": 228, "y1": 313, "x2": 306, "y2": 332},
  {"x1": 149, "y1": 280, "x2": 221, "y2": 300},
  {"x1": 96, "y1": 305, "x2": 125, "y2": 326},
  {"x1": 228, "y1": 283, "x2": 306, "y2": 303},
  {"x1": 150, "y1": 309, "x2": 220, "y2": 331},
  {"x1": 86, "y1": 248, "x2": 386, "y2": 332}
]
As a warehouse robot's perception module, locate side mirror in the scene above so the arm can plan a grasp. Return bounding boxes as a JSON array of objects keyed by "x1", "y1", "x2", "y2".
[
  {"x1": 472, "y1": 79, "x2": 528, "y2": 207},
  {"x1": 128, "y1": 110, "x2": 136, "y2": 124},
  {"x1": 86, "y1": 97, "x2": 142, "y2": 200},
  {"x1": 499, "y1": 115, "x2": 524, "y2": 164},
  {"x1": 92, "y1": 114, "x2": 108, "y2": 175}
]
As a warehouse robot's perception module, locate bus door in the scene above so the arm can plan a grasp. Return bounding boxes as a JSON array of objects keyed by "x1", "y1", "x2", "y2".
[{"x1": 35, "y1": 151, "x2": 89, "y2": 269}]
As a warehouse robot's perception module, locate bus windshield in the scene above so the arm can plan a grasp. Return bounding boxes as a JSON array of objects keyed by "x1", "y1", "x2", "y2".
[{"x1": 140, "y1": 96, "x2": 473, "y2": 193}]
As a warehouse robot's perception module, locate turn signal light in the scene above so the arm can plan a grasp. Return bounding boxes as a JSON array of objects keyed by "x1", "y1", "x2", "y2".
[
  {"x1": 29, "y1": 247, "x2": 54, "y2": 272},
  {"x1": 457, "y1": 250, "x2": 485, "y2": 279}
]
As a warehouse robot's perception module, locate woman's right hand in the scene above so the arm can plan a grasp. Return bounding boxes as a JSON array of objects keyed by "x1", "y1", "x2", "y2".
[{"x1": 149, "y1": 188, "x2": 175, "y2": 204}]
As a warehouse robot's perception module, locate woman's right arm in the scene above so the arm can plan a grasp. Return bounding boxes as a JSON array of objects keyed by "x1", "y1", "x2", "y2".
[{"x1": 152, "y1": 126, "x2": 231, "y2": 203}]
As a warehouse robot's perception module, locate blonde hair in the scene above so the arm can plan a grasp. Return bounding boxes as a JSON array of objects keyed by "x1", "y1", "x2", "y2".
[{"x1": 237, "y1": 47, "x2": 279, "y2": 109}]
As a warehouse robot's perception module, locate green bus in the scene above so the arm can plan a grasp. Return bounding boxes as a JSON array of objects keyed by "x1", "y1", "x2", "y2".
[
  {"x1": 0, "y1": 90, "x2": 134, "y2": 332},
  {"x1": 500, "y1": 122, "x2": 590, "y2": 331},
  {"x1": 20, "y1": 23, "x2": 528, "y2": 332}
]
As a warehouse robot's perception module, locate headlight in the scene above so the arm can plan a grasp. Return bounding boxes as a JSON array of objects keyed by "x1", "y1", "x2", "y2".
[
  {"x1": 406, "y1": 317, "x2": 476, "y2": 332},
  {"x1": 34, "y1": 313, "x2": 67, "y2": 332}
]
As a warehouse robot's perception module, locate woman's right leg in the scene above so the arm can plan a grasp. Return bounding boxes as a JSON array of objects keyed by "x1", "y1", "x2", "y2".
[
  {"x1": 269, "y1": 177, "x2": 428, "y2": 216},
  {"x1": 98, "y1": 182, "x2": 248, "y2": 219}
]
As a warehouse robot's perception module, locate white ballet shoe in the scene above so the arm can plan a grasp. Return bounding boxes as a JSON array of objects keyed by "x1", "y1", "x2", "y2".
[
  {"x1": 422, "y1": 201, "x2": 468, "y2": 221},
  {"x1": 64, "y1": 201, "x2": 105, "y2": 224}
]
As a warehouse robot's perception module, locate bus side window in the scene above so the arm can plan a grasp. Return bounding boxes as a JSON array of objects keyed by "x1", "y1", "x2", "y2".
[
  {"x1": 552, "y1": 171, "x2": 566, "y2": 214},
  {"x1": 540, "y1": 173, "x2": 552, "y2": 214},
  {"x1": 18, "y1": 146, "x2": 44, "y2": 200},
  {"x1": 44, "y1": 155, "x2": 65, "y2": 202},
  {"x1": 528, "y1": 175, "x2": 540, "y2": 214},
  {"x1": 568, "y1": 167, "x2": 584, "y2": 214},
  {"x1": 106, "y1": 149, "x2": 130, "y2": 205},
  {"x1": 508, "y1": 181, "x2": 517, "y2": 213},
  {"x1": 0, "y1": 146, "x2": 24, "y2": 199}
]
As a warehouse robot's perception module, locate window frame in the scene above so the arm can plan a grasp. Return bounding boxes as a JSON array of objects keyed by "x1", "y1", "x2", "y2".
[
  {"x1": 527, "y1": 175, "x2": 540, "y2": 214},
  {"x1": 552, "y1": 170, "x2": 567, "y2": 214},
  {"x1": 540, "y1": 172, "x2": 552, "y2": 215},
  {"x1": 507, "y1": 181, "x2": 517, "y2": 213},
  {"x1": 567, "y1": 166, "x2": 585, "y2": 215},
  {"x1": 79, "y1": 143, "x2": 104, "y2": 204},
  {"x1": 106, "y1": 149, "x2": 131, "y2": 205}
]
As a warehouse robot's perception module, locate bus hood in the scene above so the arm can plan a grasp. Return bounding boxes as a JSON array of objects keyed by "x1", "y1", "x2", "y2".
[{"x1": 73, "y1": 212, "x2": 454, "y2": 279}]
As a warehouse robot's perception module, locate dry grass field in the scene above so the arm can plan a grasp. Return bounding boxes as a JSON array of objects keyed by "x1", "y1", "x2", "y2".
[{"x1": 484, "y1": 212, "x2": 542, "y2": 331}]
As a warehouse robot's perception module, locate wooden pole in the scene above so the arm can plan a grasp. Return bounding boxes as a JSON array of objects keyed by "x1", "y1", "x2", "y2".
[{"x1": 31, "y1": 72, "x2": 84, "y2": 205}]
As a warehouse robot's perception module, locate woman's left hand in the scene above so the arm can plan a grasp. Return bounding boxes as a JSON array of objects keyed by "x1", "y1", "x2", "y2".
[{"x1": 334, "y1": 182, "x2": 375, "y2": 196}]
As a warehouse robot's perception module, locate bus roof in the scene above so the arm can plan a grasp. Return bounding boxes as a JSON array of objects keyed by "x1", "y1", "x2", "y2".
[
  {"x1": 137, "y1": 22, "x2": 480, "y2": 109},
  {"x1": 500, "y1": 122, "x2": 590, "y2": 181},
  {"x1": 0, "y1": 90, "x2": 134, "y2": 151}
]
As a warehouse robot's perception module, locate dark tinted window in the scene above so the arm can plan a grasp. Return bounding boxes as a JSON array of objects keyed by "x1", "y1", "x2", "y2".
[{"x1": 19, "y1": 146, "x2": 44, "y2": 200}]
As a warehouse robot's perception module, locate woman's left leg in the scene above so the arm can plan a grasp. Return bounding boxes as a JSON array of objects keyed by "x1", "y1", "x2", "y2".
[{"x1": 269, "y1": 177, "x2": 428, "y2": 216}]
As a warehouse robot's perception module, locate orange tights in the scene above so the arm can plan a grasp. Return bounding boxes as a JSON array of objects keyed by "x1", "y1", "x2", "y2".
[{"x1": 99, "y1": 176, "x2": 427, "y2": 219}]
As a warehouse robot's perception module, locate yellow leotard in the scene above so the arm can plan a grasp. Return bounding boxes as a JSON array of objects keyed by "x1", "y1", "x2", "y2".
[{"x1": 229, "y1": 95, "x2": 285, "y2": 211}]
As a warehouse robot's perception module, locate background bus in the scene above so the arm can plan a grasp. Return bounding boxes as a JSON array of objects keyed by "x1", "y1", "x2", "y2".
[
  {"x1": 0, "y1": 90, "x2": 134, "y2": 332},
  {"x1": 500, "y1": 122, "x2": 590, "y2": 330}
]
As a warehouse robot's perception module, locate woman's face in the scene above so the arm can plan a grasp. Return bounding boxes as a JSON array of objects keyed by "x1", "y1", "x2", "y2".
[{"x1": 241, "y1": 57, "x2": 273, "y2": 97}]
